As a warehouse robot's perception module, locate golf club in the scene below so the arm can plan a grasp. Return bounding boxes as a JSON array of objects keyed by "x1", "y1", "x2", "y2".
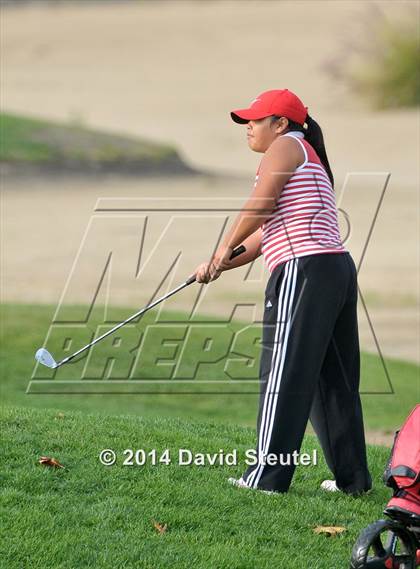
[{"x1": 35, "y1": 244, "x2": 246, "y2": 369}]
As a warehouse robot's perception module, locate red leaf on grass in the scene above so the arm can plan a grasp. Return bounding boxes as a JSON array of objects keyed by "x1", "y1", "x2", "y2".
[
  {"x1": 152, "y1": 520, "x2": 168, "y2": 534},
  {"x1": 313, "y1": 525, "x2": 346, "y2": 537},
  {"x1": 39, "y1": 456, "x2": 65, "y2": 469}
]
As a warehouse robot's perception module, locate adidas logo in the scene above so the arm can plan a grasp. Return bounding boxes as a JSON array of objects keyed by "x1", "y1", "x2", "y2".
[{"x1": 266, "y1": 300, "x2": 273, "y2": 308}]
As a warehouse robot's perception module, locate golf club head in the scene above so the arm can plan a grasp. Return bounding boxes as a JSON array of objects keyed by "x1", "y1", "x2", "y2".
[{"x1": 35, "y1": 348, "x2": 58, "y2": 369}]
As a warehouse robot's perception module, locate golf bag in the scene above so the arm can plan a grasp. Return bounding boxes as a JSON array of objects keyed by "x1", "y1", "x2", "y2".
[
  {"x1": 350, "y1": 405, "x2": 420, "y2": 568},
  {"x1": 383, "y1": 404, "x2": 420, "y2": 523}
]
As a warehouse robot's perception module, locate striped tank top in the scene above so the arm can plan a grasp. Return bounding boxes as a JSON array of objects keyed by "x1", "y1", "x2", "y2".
[{"x1": 258, "y1": 131, "x2": 347, "y2": 273}]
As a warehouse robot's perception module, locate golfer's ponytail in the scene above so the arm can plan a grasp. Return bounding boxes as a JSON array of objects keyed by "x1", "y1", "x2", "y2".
[
  {"x1": 271, "y1": 114, "x2": 335, "y2": 190},
  {"x1": 304, "y1": 114, "x2": 334, "y2": 190}
]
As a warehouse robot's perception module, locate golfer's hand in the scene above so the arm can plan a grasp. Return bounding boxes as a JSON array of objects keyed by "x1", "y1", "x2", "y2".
[
  {"x1": 194, "y1": 262, "x2": 222, "y2": 284},
  {"x1": 209, "y1": 245, "x2": 233, "y2": 279}
]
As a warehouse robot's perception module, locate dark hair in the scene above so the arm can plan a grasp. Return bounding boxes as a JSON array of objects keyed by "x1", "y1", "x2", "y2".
[{"x1": 270, "y1": 114, "x2": 334, "y2": 189}]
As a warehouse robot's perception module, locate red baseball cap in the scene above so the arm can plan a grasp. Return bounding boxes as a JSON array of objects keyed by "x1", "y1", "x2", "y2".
[{"x1": 231, "y1": 89, "x2": 308, "y2": 126}]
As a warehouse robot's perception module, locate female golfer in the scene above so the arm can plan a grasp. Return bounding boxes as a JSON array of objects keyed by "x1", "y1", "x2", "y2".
[{"x1": 193, "y1": 89, "x2": 372, "y2": 495}]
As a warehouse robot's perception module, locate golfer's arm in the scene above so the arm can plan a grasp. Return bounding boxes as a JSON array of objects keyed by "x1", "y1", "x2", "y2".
[{"x1": 224, "y1": 228, "x2": 263, "y2": 270}]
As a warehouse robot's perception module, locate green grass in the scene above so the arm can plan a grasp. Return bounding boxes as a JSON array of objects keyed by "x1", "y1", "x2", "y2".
[
  {"x1": 1, "y1": 404, "x2": 394, "y2": 569},
  {"x1": 323, "y1": 5, "x2": 419, "y2": 109},
  {"x1": 351, "y1": 16, "x2": 420, "y2": 109},
  {"x1": 0, "y1": 113, "x2": 184, "y2": 168},
  {"x1": 1, "y1": 303, "x2": 419, "y2": 435},
  {"x1": 1, "y1": 303, "x2": 418, "y2": 566}
]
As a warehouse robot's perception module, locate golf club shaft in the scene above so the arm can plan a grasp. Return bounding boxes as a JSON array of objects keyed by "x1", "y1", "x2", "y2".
[{"x1": 55, "y1": 244, "x2": 246, "y2": 368}]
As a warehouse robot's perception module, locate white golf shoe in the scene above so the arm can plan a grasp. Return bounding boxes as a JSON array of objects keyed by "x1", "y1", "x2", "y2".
[
  {"x1": 320, "y1": 479, "x2": 373, "y2": 495},
  {"x1": 227, "y1": 477, "x2": 277, "y2": 495},
  {"x1": 228, "y1": 477, "x2": 249, "y2": 488},
  {"x1": 320, "y1": 479, "x2": 340, "y2": 492}
]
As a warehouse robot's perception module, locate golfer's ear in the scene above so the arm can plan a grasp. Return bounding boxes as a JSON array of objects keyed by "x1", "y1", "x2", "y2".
[
  {"x1": 272, "y1": 117, "x2": 288, "y2": 134},
  {"x1": 273, "y1": 120, "x2": 283, "y2": 134}
]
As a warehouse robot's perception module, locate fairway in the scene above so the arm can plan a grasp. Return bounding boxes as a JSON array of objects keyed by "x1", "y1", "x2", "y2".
[
  {"x1": 1, "y1": 405, "x2": 394, "y2": 569},
  {"x1": 1, "y1": 303, "x2": 418, "y2": 439}
]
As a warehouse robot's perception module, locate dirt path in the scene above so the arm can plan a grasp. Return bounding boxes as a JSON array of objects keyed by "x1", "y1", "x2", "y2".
[{"x1": 2, "y1": 173, "x2": 418, "y2": 364}]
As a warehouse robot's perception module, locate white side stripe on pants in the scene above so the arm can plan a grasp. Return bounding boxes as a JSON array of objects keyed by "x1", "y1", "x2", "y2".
[
  {"x1": 244, "y1": 258, "x2": 299, "y2": 488},
  {"x1": 253, "y1": 259, "x2": 299, "y2": 488},
  {"x1": 243, "y1": 260, "x2": 294, "y2": 487}
]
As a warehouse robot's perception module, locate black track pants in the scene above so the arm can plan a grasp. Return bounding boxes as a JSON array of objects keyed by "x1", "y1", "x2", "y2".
[{"x1": 242, "y1": 252, "x2": 372, "y2": 494}]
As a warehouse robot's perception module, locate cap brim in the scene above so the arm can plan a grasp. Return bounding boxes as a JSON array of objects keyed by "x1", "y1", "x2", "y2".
[{"x1": 230, "y1": 109, "x2": 271, "y2": 124}]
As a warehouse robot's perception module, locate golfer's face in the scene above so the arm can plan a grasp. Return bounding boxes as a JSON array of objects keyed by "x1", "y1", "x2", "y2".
[{"x1": 246, "y1": 117, "x2": 277, "y2": 153}]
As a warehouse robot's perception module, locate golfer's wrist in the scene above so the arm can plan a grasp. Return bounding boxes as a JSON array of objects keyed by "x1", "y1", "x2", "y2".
[{"x1": 221, "y1": 240, "x2": 235, "y2": 251}]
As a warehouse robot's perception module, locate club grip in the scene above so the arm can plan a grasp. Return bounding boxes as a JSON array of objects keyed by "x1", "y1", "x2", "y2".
[
  {"x1": 186, "y1": 244, "x2": 246, "y2": 285},
  {"x1": 229, "y1": 244, "x2": 246, "y2": 260}
]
